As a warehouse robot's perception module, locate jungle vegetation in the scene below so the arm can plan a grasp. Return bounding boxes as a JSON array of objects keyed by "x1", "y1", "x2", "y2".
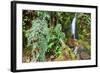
[{"x1": 22, "y1": 10, "x2": 91, "y2": 63}]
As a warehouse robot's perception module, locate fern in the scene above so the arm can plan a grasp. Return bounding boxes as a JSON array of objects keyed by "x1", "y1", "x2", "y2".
[
  {"x1": 47, "y1": 24, "x2": 65, "y2": 57},
  {"x1": 25, "y1": 18, "x2": 49, "y2": 62}
]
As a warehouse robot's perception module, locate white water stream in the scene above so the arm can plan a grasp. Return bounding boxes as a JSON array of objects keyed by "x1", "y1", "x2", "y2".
[{"x1": 71, "y1": 15, "x2": 76, "y2": 39}]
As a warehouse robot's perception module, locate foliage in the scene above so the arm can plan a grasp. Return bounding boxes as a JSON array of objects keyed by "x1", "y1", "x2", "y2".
[
  {"x1": 37, "y1": 11, "x2": 50, "y2": 20},
  {"x1": 47, "y1": 24, "x2": 65, "y2": 57},
  {"x1": 77, "y1": 13, "x2": 91, "y2": 42},
  {"x1": 57, "y1": 12, "x2": 75, "y2": 38},
  {"x1": 22, "y1": 10, "x2": 91, "y2": 62},
  {"x1": 77, "y1": 13, "x2": 91, "y2": 55},
  {"x1": 25, "y1": 18, "x2": 49, "y2": 62}
]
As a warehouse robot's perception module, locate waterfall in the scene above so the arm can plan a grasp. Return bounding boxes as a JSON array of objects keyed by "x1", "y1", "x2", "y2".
[
  {"x1": 71, "y1": 14, "x2": 76, "y2": 39},
  {"x1": 71, "y1": 14, "x2": 78, "y2": 54}
]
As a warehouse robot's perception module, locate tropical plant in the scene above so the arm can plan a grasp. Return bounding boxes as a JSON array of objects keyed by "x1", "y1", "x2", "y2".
[
  {"x1": 25, "y1": 18, "x2": 49, "y2": 62},
  {"x1": 46, "y1": 24, "x2": 65, "y2": 58}
]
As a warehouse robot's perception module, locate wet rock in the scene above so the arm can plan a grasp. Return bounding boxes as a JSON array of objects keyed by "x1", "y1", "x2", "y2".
[{"x1": 79, "y1": 51, "x2": 90, "y2": 60}]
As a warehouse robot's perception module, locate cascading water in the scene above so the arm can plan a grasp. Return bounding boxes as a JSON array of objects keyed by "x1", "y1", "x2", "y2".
[
  {"x1": 71, "y1": 14, "x2": 78, "y2": 55},
  {"x1": 71, "y1": 14, "x2": 76, "y2": 39}
]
